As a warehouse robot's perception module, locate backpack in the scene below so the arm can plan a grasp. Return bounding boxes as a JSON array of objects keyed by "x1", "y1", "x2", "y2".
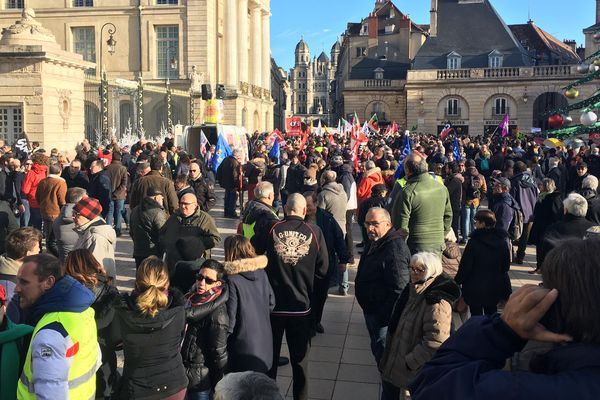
[
  {"x1": 466, "y1": 175, "x2": 482, "y2": 200},
  {"x1": 508, "y1": 205, "x2": 524, "y2": 241},
  {"x1": 479, "y1": 158, "x2": 490, "y2": 172}
]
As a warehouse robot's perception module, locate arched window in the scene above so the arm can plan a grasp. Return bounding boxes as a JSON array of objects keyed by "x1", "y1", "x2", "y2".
[{"x1": 119, "y1": 101, "x2": 133, "y2": 135}]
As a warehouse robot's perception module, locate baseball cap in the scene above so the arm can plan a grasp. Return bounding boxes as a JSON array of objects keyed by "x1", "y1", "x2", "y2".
[{"x1": 492, "y1": 177, "x2": 511, "y2": 189}]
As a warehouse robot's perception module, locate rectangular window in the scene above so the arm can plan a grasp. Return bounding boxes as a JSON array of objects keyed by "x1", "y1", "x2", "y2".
[
  {"x1": 356, "y1": 47, "x2": 366, "y2": 58},
  {"x1": 447, "y1": 57, "x2": 461, "y2": 70},
  {"x1": 73, "y1": 0, "x2": 93, "y2": 6},
  {"x1": 0, "y1": 107, "x2": 23, "y2": 145},
  {"x1": 490, "y1": 56, "x2": 503, "y2": 68},
  {"x1": 6, "y1": 0, "x2": 24, "y2": 8},
  {"x1": 446, "y1": 98, "x2": 459, "y2": 116},
  {"x1": 72, "y1": 27, "x2": 96, "y2": 73},
  {"x1": 494, "y1": 98, "x2": 507, "y2": 115},
  {"x1": 156, "y1": 25, "x2": 179, "y2": 79},
  {"x1": 156, "y1": 0, "x2": 178, "y2": 3}
]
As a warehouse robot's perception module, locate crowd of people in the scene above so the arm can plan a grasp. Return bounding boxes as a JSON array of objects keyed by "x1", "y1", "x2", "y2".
[{"x1": 0, "y1": 128, "x2": 599, "y2": 400}]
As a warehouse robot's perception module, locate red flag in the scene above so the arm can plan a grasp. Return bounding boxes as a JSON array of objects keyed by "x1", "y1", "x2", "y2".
[
  {"x1": 328, "y1": 134, "x2": 336, "y2": 145},
  {"x1": 299, "y1": 129, "x2": 309, "y2": 151},
  {"x1": 285, "y1": 117, "x2": 303, "y2": 136},
  {"x1": 351, "y1": 140, "x2": 360, "y2": 172},
  {"x1": 391, "y1": 120, "x2": 398, "y2": 134},
  {"x1": 440, "y1": 123, "x2": 453, "y2": 140}
]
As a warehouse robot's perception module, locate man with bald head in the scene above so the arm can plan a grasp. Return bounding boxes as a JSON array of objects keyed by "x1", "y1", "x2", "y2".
[
  {"x1": 159, "y1": 192, "x2": 220, "y2": 275},
  {"x1": 265, "y1": 193, "x2": 328, "y2": 400},
  {"x1": 355, "y1": 207, "x2": 410, "y2": 364},
  {"x1": 393, "y1": 153, "x2": 452, "y2": 254}
]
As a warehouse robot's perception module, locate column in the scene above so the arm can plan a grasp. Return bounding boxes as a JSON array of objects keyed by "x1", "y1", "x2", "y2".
[
  {"x1": 225, "y1": 0, "x2": 238, "y2": 88},
  {"x1": 261, "y1": 10, "x2": 271, "y2": 91},
  {"x1": 251, "y1": 3, "x2": 262, "y2": 88},
  {"x1": 238, "y1": 0, "x2": 249, "y2": 85}
]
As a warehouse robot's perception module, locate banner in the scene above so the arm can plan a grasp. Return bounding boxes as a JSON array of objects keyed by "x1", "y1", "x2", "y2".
[{"x1": 286, "y1": 117, "x2": 303, "y2": 136}]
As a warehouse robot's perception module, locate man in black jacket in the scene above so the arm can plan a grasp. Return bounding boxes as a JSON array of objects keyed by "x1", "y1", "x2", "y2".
[
  {"x1": 87, "y1": 159, "x2": 112, "y2": 220},
  {"x1": 189, "y1": 162, "x2": 216, "y2": 212},
  {"x1": 216, "y1": 150, "x2": 242, "y2": 218},
  {"x1": 129, "y1": 187, "x2": 168, "y2": 268},
  {"x1": 61, "y1": 159, "x2": 89, "y2": 190},
  {"x1": 241, "y1": 181, "x2": 279, "y2": 255},
  {"x1": 265, "y1": 193, "x2": 328, "y2": 400},
  {"x1": 355, "y1": 207, "x2": 410, "y2": 365}
]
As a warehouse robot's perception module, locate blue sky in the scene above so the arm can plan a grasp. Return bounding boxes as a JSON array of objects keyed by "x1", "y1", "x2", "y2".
[{"x1": 271, "y1": 0, "x2": 594, "y2": 71}]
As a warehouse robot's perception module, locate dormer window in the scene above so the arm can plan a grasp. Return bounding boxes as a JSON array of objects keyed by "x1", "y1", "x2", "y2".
[
  {"x1": 385, "y1": 25, "x2": 395, "y2": 34},
  {"x1": 389, "y1": 9, "x2": 395, "y2": 18},
  {"x1": 447, "y1": 51, "x2": 461, "y2": 70},
  {"x1": 489, "y1": 50, "x2": 503, "y2": 68},
  {"x1": 361, "y1": 25, "x2": 368, "y2": 36},
  {"x1": 374, "y1": 67, "x2": 384, "y2": 80}
]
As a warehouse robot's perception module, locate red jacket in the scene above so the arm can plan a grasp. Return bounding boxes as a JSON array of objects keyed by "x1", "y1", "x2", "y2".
[
  {"x1": 22, "y1": 164, "x2": 48, "y2": 209},
  {"x1": 357, "y1": 168, "x2": 385, "y2": 205}
]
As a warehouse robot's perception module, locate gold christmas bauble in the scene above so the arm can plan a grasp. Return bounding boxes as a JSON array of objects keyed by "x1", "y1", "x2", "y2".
[
  {"x1": 594, "y1": 58, "x2": 600, "y2": 66},
  {"x1": 565, "y1": 88, "x2": 580, "y2": 99}
]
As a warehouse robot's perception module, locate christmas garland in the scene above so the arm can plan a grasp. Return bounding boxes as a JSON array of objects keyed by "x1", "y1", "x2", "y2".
[
  {"x1": 542, "y1": 93, "x2": 600, "y2": 116},
  {"x1": 545, "y1": 121, "x2": 600, "y2": 138},
  {"x1": 564, "y1": 69, "x2": 600, "y2": 90}
]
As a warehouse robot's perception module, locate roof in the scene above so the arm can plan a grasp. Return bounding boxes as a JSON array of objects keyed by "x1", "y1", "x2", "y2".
[
  {"x1": 317, "y1": 51, "x2": 329, "y2": 62},
  {"x1": 509, "y1": 21, "x2": 580, "y2": 65},
  {"x1": 413, "y1": 0, "x2": 531, "y2": 69},
  {"x1": 583, "y1": 22, "x2": 600, "y2": 33},
  {"x1": 331, "y1": 40, "x2": 341, "y2": 52},
  {"x1": 295, "y1": 38, "x2": 309, "y2": 53},
  {"x1": 349, "y1": 58, "x2": 409, "y2": 80}
]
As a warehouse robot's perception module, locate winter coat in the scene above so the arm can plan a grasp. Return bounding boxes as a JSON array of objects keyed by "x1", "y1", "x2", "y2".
[
  {"x1": 52, "y1": 203, "x2": 79, "y2": 262},
  {"x1": 265, "y1": 215, "x2": 328, "y2": 315},
  {"x1": 216, "y1": 156, "x2": 241, "y2": 191},
  {"x1": 61, "y1": 168, "x2": 89, "y2": 190},
  {"x1": 106, "y1": 160, "x2": 128, "y2": 200},
  {"x1": 35, "y1": 174, "x2": 67, "y2": 219},
  {"x1": 337, "y1": 162, "x2": 358, "y2": 210},
  {"x1": 462, "y1": 167, "x2": 487, "y2": 207},
  {"x1": 444, "y1": 173, "x2": 464, "y2": 212},
  {"x1": 160, "y1": 207, "x2": 221, "y2": 274},
  {"x1": 357, "y1": 168, "x2": 385, "y2": 206},
  {"x1": 397, "y1": 172, "x2": 453, "y2": 253},
  {"x1": 455, "y1": 228, "x2": 511, "y2": 307},
  {"x1": 241, "y1": 199, "x2": 280, "y2": 255},
  {"x1": 314, "y1": 208, "x2": 351, "y2": 280},
  {"x1": 74, "y1": 217, "x2": 117, "y2": 279},
  {"x1": 317, "y1": 182, "x2": 348, "y2": 234},
  {"x1": 547, "y1": 166, "x2": 567, "y2": 196},
  {"x1": 0, "y1": 200, "x2": 18, "y2": 255},
  {"x1": 357, "y1": 194, "x2": 387, "y2": 227},
  {"x1": 490, "y1": 192, "x2": 520, "y2": 233},
  {"x1": 380, "y1": 273, "x2": 460, "y2": 388},
  {"x1": 182, "y1": 285, "x2": 229, "y2": 392},
  {"x1": 538, "y1": 215, "x2": 595, "y2": 266},
  {"x1": 22, "y1": 163, "x2": 48, "y2": 209},
  {"x1": 510, "y1": 172, "x2": 539, "y2": 223},
  {"x1": 130, "y1": 171, "x2": 179, "y2": 215},
  {"x1": 129, "y1": 197, "x2": 168, "y2": 258},
  {"x1": 190, "y1": 176, "x2": 216, "y2": 212},
  {"x1": 0, "y1": 317, "x2": 33, "y2": 400},
  {"x1": 224, "y1": 255, "x2": 274, "y2": 373},
  {"x1": 283, "y1": 162, "x2": 307, "y2": 195},
  {"x1": 441, "y1": 241, "x2": 461, "y2": 278},
  {"x1": 408, "y1": 314, "x2": 600, "y2": 400},
  {"x1": 355, "y1": 229, "x2": 411, "y2": 325},
  {"x1": 529, "y1": 191, "x2": 564, "y2": 246},
  {"x1": 115, "y1": 289, "x2": 188, "y2": 400},
  {"x1": 88, "y1": 170, "x2": 112, "y2": 218}
]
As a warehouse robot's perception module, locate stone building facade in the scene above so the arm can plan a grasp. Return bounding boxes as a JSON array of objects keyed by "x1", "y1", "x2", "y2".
[
  {"x1": 271, "y1": 57, "x2": 291, "y2": 131},
  {"x1": 0, "y1": 0, "x2": 274, "y2": 139}
]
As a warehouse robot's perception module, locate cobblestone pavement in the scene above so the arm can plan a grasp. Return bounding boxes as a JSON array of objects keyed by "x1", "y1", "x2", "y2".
[{"x1": 113, "y1": 190, "x2": 540, "y2": 399}]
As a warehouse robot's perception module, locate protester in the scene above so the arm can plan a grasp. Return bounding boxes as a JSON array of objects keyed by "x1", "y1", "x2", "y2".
[
  {"x1": 357, "y1": 160, "x2": 385, "y2": 207},
  {"x1": 223, "y1": 235, "x2": 274, "y2": 373},
  {"x1": 106, "y1": 151, "x2": 128, "y2": 236},
  {"x1": 22, "y1": 152, "x2": 49, "y2": 229},
  {"x1": 53, "y1": 187, "x2": 87, "y2": 262},
  {"x1": 510, "y1": 161, "x2": 539, "y2": 264},
  {"x1": 489, "y1": 177, "x2": 519, "y2": 233},
  {"x1": 35, "y1": 163, "x2": 67, "y2": 254},
  {"x1": 357, "y1": 183, "x2": 388, "y2": 248},
  {"x1": 189, "y1": 162, "x2": 216, "y2": 212},
  {"x1": 444, "y1": 161, "x2": 464, "y2": 238},
  {"x1": 216, "y1": 149, "x2": 243, "y2": 218},
  {"x1": 214, "y1": 372, "x2": 283, "y2": 400},
  {"x1": 580, "y1": 175, "x2": 600, "y2": 224},
  {"x1": 240, "y1": 181, "x2": 280, "y2": 255},
  {"x1": 61, "y1": 159, "x2": 89, "y2": 190},
  {"x1": 461, "y1": 159, "x2": 486, "y2": 242},
  {"x1": 130, "y1": 157, "x2": 179, "y2": 214},
  {"x1": 129, "y1": 187, "x2": 168, "y2": 268}
]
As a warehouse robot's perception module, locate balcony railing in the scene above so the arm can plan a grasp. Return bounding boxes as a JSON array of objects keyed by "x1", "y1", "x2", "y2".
[
  {"x1": 533, "y1": 65, "x2": 573, "y2": 77},
  {"x1": 484, "y1": 68, "x2": 520, "y2": 78},
  {"x1": 437, "y1": 69, "x2": 471, "y2": 79},
  {"x1": 412, "y1": 65, "x2": 576, "y2": 82},
  {"x1": 444, "y1": 108, "x2": 462, "y2": 118},
  {"x1": 492, "y1": 106, "x2": 510, "y2": 116},
  {"x1": 364, "y1": 79, "x2": 392, "y2": 88}
]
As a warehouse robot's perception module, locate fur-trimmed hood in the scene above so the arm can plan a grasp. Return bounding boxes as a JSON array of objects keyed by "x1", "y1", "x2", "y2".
[{"x1": 224, "y1": 255, "x2": 268, "y2": 275}]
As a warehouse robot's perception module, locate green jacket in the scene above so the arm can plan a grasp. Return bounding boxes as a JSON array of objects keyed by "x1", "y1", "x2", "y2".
[
  {"x1": 395, "y1": 172, "x2": 452, "y2": 253},
  {"x1": 0, "y1": 318, "x2": 33, "y2": 400}
]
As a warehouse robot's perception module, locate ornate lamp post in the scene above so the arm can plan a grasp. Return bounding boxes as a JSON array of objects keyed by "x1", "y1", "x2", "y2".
[
  {"x1": 164, "y1": 46, "x2": 178, "y2": 134},
  {"x1": 99, "y1": 23, "x2": 116, "y2": 141}
]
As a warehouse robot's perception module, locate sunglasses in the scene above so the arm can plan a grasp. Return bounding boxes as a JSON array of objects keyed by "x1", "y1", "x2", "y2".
[{"x1": 196, "y1": 274, "x2": 218, "y2": 285}]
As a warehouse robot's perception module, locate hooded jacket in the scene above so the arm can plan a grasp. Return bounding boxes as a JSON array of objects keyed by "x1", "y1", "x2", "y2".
[
  {"x1": 52, "y1": 203, "x2": 79, "y2": 262},
  {"x1": 223, "y1": 255, "x2": 274, "y2": 373},
  {"x1": 490, "y1": 192, "x2": 520, "y2": 233},
  {"x1": 337, "y1": 162, "x2": 358, "y2": 210},
  {"x1": 22, "y1": 163, "x2": 48, "y2": 209},
  {"x1": 355, "y1": 229, "x2": 411, "y2": 325},
  {"x1": 408, "y1": 314, "x2": 600, "y2": 400},
  {"x1": 357, "y1": 167, "x2": 385, "y2": 205},
  {"x1": 380, "y1": 273, "x2": 460, "y2": 388},
  {"x1": 74, "y1": 217, "x2": 117, "y2": 279},
  {"x1": 455, "y1": 228, "x2": 511, "y2": 306},
  {"x1": 182, "y1": 285, "x2": 229, "y2": 392},
  {"x1": 129, "y1": 197, "x2": 168, "y2": 258},
  {"x1": 317, "y1": 182, "x2": 348, "y2": 235},
  {"x1": 190, "y1": 176, "x2": 216, "y2": 212},
  {"x1": 510, "y1": 172, "x2": 539, "y2": 223},
  {"x1": 115, "y1": 289, "x2": 188, "y2": 400}
]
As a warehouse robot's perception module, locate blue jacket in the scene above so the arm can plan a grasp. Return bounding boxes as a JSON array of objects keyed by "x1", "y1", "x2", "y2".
[
  {"x1": 409, "y1": 315, "x2": 600, "y2": 399},
  {"x1": 88, "y1": 171, "x2": 112, "y2": 219},
  {"x1": 490, "y1": 192, "x2": 519, "y2": 233},
  {"x1": 510, "y1": 173, "x2": 539, "y2": 223}
]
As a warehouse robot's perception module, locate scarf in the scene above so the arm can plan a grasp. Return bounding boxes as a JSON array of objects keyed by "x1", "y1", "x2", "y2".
[{"x1": 185, "y1": 286, "x2": 222, "y2": 308}]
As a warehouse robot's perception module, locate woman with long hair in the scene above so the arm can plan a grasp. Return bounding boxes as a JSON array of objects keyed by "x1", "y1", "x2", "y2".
[
  {"x1": 223, "y1": 235, "x2": 274, "y2": 373},
  {"x1": 64, "y1": 249, "x2": 119, "y2": 400},
  {"x1": 114, "y1": 256, "x2": 188, "y2": 400}
]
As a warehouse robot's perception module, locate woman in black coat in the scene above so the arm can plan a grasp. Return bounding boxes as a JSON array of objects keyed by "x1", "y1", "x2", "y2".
[
  {"x1": 455, "y1": 209, "x2": 511, "y2": 316},
  {"x1": 530, "y1": 178, "x2": 563, "y2": 247},
  {"x1": 223, "y1": 235, "x2": 274, "y2": 373},
  {"x1": 114, "y1": 256, "x2": 188, "y2": 400},
  {"x1": 64, "y1": 249, "x2": 119, "y2": 400},
  {"x1": 181, "y1": 259, "x2": 229, "y2": 400}
]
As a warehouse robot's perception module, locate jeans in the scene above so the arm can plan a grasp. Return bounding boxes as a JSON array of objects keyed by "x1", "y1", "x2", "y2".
[
  {"x1": 461, "y1": 204, "x2": 477, "y2": 240},
  {"x1": 337, "y1": 268, "x2": 349, "y2": 292},
  {"x1": 29, "y1": 207, "x2": 42, "y2": 230},
  {"x1": 224, "y1": 189, "x2": 238, "y2": 217},
  {"x1": 106, "y1": 199, "x2": 125, "y2": 234},
  {"x1": 20, "y1": 198, "x2": 30, "y2": 228},
  {"x1": 186, "y1": 390, "x2": 211, "y2": 400},
  {"x1": 269, "y1": 314, "x2": 311, "y2": 400},
  {"x1": 363, "y1": 313, "x2": 388, "y2": 365}
]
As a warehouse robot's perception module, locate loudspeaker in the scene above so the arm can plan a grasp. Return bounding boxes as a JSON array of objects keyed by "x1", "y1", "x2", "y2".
[
  {"x1": 201, "y1": 84, "x2": 212, "y2": 100},
  {"x1": 216, "y1": 84, "x2": 226, "y2": 100}
]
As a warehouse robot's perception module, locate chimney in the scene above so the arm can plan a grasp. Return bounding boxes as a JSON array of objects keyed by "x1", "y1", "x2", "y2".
[
  {"x1": 368, "y1": 12, "x2": 378, "y2": 39},
  {"x1": 563, "y1": 40, "x2": 576, "y2": 53},
  {"x1": 374, "y1": 0, "x2": 385, "y2": 12},
  {"x1": 430, "y1": 0, "x2": 438, "y2": 37}
]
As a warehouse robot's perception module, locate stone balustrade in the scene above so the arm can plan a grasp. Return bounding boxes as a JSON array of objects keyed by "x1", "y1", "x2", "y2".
[{"x1": 409, "y1": 65, "x2": 577, "y2": 82}]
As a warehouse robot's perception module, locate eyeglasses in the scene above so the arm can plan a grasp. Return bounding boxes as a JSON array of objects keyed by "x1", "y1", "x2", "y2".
[
  {"x1": 180, "y1": 201, "x2": 196, "y2": 206},
  {"x1": 410, "y1": 266, "x2": 426, "y2": 273},
  {"x1": 190, "y1": 169, "x2": 199, "y2": 173},
  {"x1": 196, "y1": 274, "x2": 218, "y2": 285},
  {"x1": 364, "y1": 221, "x2": 386, "y2": 227}
]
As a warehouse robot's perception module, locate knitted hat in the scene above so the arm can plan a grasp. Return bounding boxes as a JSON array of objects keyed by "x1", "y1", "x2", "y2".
[{"x1": 73, "y1": 197, "x2": 103, "y2": 220}]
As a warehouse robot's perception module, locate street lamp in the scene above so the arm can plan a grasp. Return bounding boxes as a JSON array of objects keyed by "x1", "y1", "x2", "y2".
[
  {"x1": 165, "y1": 46, "x2": 178, "y2": 134},
  {"x1": 99, "y1": 23, "x2": 117, "y2": 141}
]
